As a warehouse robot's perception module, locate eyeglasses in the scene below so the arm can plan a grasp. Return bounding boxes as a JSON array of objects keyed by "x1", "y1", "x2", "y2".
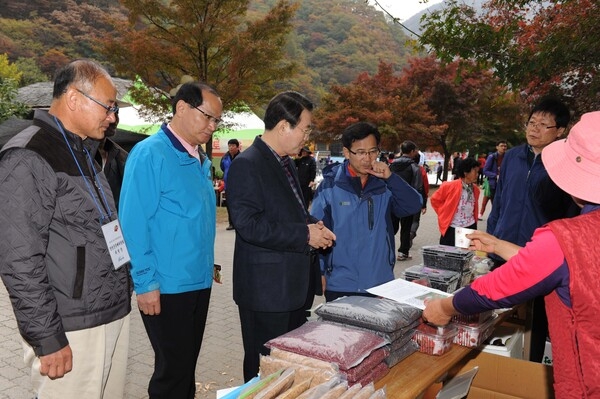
[
  {"x1": 525, "y1": 121, "x2": 557, "y2": 130},
  {"x1": 348, "y1": 148, "x2": 380, "y2": 159},
  {"x1": 193, "y1": 106, "x2": 223, "y2": 127},
  {"x1": 76, "y1": 89, "x2": 119, "y2": 115},
  {"x1": 299, "y1": 125, "x2": 314, "y2": 136}
]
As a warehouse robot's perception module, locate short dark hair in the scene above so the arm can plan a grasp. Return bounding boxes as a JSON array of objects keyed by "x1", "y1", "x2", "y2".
[
  {"x1": 528, "y1": 97, "x2": 570, "y2": 128},
  {"x1": 264, "y1": 91, "x2": 314, "y2": 131},
  {"x1": 341, "y1": 122, "x2": 380, "y2": 149},
  {"x1": 228, "y1": 139, "x2": 239, "y2": 146},
  {"x1": 400, "y1": 140, "x2": 417, "y2": 155},
  {"x1": 53, "y1": 59, "x2": 111, "y2": 98},
  {"x1": 496, "y1": 140, "x2": 507, "y2": 146},
  {"x1": 457, "y1": 157, "x2": 480, "y2": 178},
  {"x1": 172, "y1": 82, "x2": 220, "y2": 115}
]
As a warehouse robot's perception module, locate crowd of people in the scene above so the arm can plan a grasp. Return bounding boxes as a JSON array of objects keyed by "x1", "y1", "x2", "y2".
[{"x1": 0, "y1": 57, "x2": 597, "y2": 399}]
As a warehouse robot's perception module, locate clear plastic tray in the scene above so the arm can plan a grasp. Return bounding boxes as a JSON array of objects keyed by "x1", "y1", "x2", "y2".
[
  {"x1": 452, "y1": 314, "x2": 498, "y2": 348},
  {"x1": 412, "y1": 323, "x2": 459, "y2": 356}
]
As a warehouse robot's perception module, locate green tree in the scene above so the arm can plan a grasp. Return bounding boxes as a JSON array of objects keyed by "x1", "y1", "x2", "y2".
[
  {"x1": 98, "y1": 0, "x2": 299, "y2": 157},
  {"x1": 0, "y1": 54, "x2": 28, "y2": 122},
  {"x1": 418, "y1": 0, "x2": 600, "y2": 115}
]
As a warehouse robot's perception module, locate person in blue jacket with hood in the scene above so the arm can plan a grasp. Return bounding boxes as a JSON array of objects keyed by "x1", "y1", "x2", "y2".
[{"x1": 311, "y1": 122, "x2": 422, "y2": 302}]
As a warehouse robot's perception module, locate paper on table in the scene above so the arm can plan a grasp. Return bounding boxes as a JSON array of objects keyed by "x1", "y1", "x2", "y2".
[{"x1": 366, "y1": 278, "x2": 452, "y2": 310}]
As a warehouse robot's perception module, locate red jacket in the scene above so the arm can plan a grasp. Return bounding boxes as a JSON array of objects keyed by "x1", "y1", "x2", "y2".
[
  {"x1": 546, "y1": 211, "x2": 600, "y2": 398},
  {"x1": 430, "y1": 179, "x2": 479, "y2": 235}
]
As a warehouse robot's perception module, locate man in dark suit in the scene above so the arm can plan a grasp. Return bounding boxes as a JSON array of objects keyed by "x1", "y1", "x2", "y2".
[{"x1": 226, "y1": 91, "x2": 336, "y2": 382}]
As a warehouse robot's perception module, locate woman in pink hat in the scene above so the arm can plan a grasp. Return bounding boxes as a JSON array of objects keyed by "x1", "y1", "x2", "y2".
[{"x1": 423, "y1": 111, "x2": 600, "y2": 398}]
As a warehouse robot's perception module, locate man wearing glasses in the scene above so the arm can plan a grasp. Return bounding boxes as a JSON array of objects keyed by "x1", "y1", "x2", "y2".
[
  {"x1": 486, "y1": 97, "x2": 579, "y2": 363},
  {"x1": 310, "y1": 122, "x2": 422, "y2": 302},
  {"x1": 119, "y1": 82, "x2": 222, "y2": 398},
  {"x1": 0, "y1": 59, "x2": 131, "y2": 398}
]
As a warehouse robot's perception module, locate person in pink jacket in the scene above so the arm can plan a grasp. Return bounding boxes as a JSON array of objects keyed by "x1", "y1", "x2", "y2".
[{"x1": 430, "y1": 157, "x2": 480, "y2": 246}]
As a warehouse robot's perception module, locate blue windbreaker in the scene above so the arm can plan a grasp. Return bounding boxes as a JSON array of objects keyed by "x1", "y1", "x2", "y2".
[
  {"x1": 119, "y1": 124, "x2": 216, "y2": 294},
  {"x1": 310, "y1": 161, "x2": 422, "y2": 294}
]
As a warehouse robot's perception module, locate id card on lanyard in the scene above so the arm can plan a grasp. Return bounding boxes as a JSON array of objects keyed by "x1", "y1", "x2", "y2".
[
  {"x1": 101, "y1": 219, "x2": 131, "y2": 269},
  {"x1": 54, "y1": 116, "x2": 130, "y2": 270}
]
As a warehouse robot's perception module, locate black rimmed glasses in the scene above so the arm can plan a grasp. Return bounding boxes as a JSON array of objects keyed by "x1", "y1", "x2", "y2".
[
  {"x1": 348, "y1": 148, "x2": 380, "y2": 159},
  {"x1": 76, "y1": 89, "x2": 119, "y2": 115},
  {"x1": 193, "y1": 106, "x2": 223, "y2": 127},
  {"x1": 525, "y1": 121, "x2": 557, "y2": 130}
]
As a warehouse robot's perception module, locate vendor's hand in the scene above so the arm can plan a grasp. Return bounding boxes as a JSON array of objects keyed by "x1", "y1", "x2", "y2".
[
  {"x1": 422, "y1": 297, "x2": 455, "y2": 326},
  {"x1": 467, "y1": 230, "x2": 498, "y2": 254},
  {"x1": 39, "y1": 345, "x2": 73, "y2": 379},
  {"x1": 421, "y1": 207, "x2": 427, "y2": 215},
  {"x1": 137, "y1": 290, "x2": 161, "y2": 315},
  {"x1": 308, "y1": 221, "x2": 336, "y2": 250},
  {"x1": 367, "y1": 160, "x2": 391, "y2": 179}
]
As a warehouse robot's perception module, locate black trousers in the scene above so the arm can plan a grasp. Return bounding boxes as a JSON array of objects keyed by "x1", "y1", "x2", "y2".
[
  {"x1": 398, "y1": 214, "x2": 415, "y2": 255},
  {"x1": 141, "y1": 289, "x2": 211, "y2": 399},
  {"x1": 238, "y1": 306, "x2": 308, "y2": 382}
]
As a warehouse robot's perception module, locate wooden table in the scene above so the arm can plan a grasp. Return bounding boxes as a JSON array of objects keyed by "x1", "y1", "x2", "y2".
[
  {"x1": 375, "y1": 345, "x2": 471, "y2": 398},
  {"x1": 375, "y1": 307, "x2": 523, "y2": 398}
]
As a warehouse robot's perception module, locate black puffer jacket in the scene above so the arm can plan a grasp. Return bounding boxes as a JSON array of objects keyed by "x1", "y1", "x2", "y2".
[{"x1": 0, "y1": 110, "x2": 131, "y2": 356}]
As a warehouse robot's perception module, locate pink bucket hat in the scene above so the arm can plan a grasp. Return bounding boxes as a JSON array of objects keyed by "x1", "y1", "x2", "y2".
[{"x1": 542, "y1": 111, "x2": 600, "y2": 204}]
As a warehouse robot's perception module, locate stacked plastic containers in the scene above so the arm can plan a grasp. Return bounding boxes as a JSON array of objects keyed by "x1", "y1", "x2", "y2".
[
  {"x1": 404, "y1": 245, "x2": 474, "y2": 293},
  {"x1": 451, "y1": 310, "x2": 497, "y2": 348}
]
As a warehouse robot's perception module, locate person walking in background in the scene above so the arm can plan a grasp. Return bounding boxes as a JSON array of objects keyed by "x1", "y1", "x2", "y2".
[
  {"x1": 390, "y1": 140, "x2": 425, "y2": 261},
  {"x1": 476, "y1": 152, "x2": 487, "y2": 185},
  {"x1": 410, "y1": 151, "x2": 429, "y2": 247},
  {"x1": 423, "y1": 111, "x2": 600, "y2": 398},
  {"x1": 435, "y1": 161, "x2": 443, "y2": 184},
  {"x1": 220, "y1": 138, "x2": 241, "y2": 230},
  {"x1": 295, "y1": 146, "x2": 317, "y2": 208},
  {"x1": 486, "y1": 97, "x2": 579, "y2": 363},
  {"x1": 119, "y1": 82, "x2": 222, "y2": 399},
  {"x1": 451, "y1": 151, "x2": 462, "y2": 180},
  {"x1": 310, "y1": 122, "x2": 421, "y2": 302},
  {"x1": 226, "y1": 91, "x2": 336, "y2": 382},
  {"x1": 95, "y1": 111, "x2": 128, "y2": 210},
  {"x1": 482, "y1": 141, "x2": 507, "y2": 203},
  {"x1": 430, "y1": 157, "x2": 480, "y2": 246},
  {"x1": 0, "y1": 59, "x2": 131, "y2": 399}
]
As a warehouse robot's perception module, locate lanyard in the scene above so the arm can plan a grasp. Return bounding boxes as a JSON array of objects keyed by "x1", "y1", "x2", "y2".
[{"x1": 53, "y1": 116, "x2": 113, "y2": 224}]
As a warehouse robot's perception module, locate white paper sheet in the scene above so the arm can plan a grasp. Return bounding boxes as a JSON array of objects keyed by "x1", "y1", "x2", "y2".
[{"x1": 366, "y1": 278, "x2": 452, "y2": 309}]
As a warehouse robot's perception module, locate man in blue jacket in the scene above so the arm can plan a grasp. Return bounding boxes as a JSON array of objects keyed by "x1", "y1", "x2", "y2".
[
  {"x1": 311, "y1": 122, "x2": 422, "y2": 302},
  {"x1": 485, "y1": 97, "x2": 578, "y2": 363},
  {"x1": 119, "y1": 82, "x2": 222, "y2": 398}
]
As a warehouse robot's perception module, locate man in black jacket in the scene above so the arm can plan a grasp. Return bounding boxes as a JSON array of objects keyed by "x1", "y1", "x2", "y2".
[
  {"x1": 390, "y1": 140, "x2": 425, "y2": 261},
  {"x1": 295, "y1": 146, "x2": 317, "y2": 207},
  {"x1": 95, "y1": 113, "x2": 128, "y2": 210},
  {"x1": 227, "y1": 91, "x2": 335, "y2": 382}
]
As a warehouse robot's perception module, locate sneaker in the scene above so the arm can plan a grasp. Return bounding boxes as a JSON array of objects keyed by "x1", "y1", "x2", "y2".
[
  {"x1": 226, "y1": 225, "x2": 235, "y2": 230},
  {"x1": 397, "y1": 253, "x2": 412, "y2": 261}
]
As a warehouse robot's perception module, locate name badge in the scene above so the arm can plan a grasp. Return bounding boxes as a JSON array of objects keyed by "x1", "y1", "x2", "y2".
[{"x1": 101, "y1": 219, "x2": 131, "y2": 270}]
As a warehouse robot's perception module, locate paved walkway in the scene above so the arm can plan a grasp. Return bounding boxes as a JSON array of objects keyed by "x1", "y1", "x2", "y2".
[{"x1": 0, "y1": 191, "x2": 489, "y2": 398}]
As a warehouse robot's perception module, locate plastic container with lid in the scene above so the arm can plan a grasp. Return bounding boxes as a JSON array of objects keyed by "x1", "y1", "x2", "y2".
[
  {"x1": 422, "y1": 245, "x2": 474, "y2": 272},
  {"x1": 452, "y1": 314, "x2": 498, "y2": 348},
  {"x1": 412, "y1": 323, "x2": 459, "y2": 356},
  {"x1": 451, "y1": 310, "x2": 494, "y2": 325},
  {"x1": 404, "y1": 264, "x2": 461, "y2": 293}
]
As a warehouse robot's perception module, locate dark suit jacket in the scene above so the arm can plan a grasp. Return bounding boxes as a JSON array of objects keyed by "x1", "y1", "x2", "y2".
[{"x1": 227, "y1": 136, "x2": 318, "y2": 312}]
